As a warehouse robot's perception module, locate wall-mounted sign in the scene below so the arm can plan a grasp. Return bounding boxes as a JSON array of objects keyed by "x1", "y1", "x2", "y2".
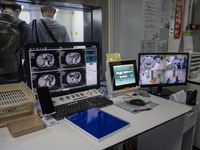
[{"x1": 174, "y1": 0, "x2": 183, "y2": 39}]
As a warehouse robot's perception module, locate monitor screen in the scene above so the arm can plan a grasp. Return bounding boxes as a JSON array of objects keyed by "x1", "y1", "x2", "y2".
[
  {"x1": 138, "y1": 53, "x2": 189, "y2": 95},
  {"x1": 24, "y1": 42, "x2": 100, "y2": 97},
  {"x1": 109, "y1": 60, "x2": 138, "y2": 91}
]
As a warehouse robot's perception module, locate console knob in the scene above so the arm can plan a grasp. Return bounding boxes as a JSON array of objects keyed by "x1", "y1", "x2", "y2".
[
  {"x1": 65, "y1": 96, "x2": 70, "y2": 100},
  {"x1": 59, "y1": 97, "x2": 64, "y2": 101}
]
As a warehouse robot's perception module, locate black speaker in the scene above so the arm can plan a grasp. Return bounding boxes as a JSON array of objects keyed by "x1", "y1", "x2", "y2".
[{"x1": 186, "y1": 90, "x2": 198, "y2": 106}]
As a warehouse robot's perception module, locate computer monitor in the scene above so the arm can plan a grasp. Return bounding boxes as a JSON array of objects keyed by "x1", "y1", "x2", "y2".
[
  {"x1": 106, "y1": 60, "x2": 138, "y2": 97},
  {"x1": 138, "y1": 53, "x2": 189, "y2": 96},
  {"x1": 24, "y1": 42, "x2": 100, "y2": 97}
]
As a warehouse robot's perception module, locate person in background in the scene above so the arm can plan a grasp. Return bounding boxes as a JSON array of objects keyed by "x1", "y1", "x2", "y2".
[
  {"x1": 0, "y1": 0, "x2": 34, "y2": 84},
  {"x1": 30, "y1": 5, "x2": 70, "y2": 43}
]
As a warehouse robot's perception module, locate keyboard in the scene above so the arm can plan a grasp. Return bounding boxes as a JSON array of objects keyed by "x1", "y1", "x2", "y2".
[{"x1": 52, "y1": 95, "x2": 113, "y2": 120}]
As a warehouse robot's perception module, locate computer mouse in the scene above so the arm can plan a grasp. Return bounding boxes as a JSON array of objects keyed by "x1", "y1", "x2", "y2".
[{"x1": 128, "y1": 99, "x2": 146, "y2": 106}]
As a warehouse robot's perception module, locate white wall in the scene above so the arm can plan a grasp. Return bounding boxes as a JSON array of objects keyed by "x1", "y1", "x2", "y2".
[
  {"x1": 71, "y1": 11, "x2": 84, "y2": 42},
  {"x1": 168, "y1": 36, "x2": 181, "y2": 52},
  {"x1": 19, "y1": 9, "x2": 30, "y2": 24},
  {"x1": 114, "y1": 0, "x2": 143, "y2": 62},
  {"x1": 113, "y1": 0, "x2": 190, "y2": 56}
]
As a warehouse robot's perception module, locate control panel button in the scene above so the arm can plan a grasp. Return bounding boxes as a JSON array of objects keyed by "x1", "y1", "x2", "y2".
[
  {"x1": 65, "y1": 96, "x2": 70, "y2": 100},
  {"x1": 59, "y1": 97, "x2": 64, "y2": 101}
]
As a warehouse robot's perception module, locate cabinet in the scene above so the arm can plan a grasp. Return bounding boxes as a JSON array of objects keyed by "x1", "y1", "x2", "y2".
[
  {"x1": 137, "y1": 103, "x2": 198, "y2": 150},
  {"x1": 185, "y1": 81, "x2": 200, "y2": 148},
  {"x1": 137, "y1": 115, "x2": 184, "y2": 150},
  {"x1": 181, "y1": 103, "x2": 199, "y2": 150}
]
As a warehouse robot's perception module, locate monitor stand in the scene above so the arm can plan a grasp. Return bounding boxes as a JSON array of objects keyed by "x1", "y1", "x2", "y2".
[{"x1": 147, "y1": 86, "x2": 174, "y2": 99}]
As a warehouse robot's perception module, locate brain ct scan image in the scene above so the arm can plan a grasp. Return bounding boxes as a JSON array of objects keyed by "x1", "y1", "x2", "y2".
[
  {"x1": 62, "y1": 69, "x2": 86, "y2": 88},
  {"x1": 61, "y1": 49, "x2": 85, "y2": 68},
  {"x1": 30, "y1": 51, "x2": 59, "y2": 71}
]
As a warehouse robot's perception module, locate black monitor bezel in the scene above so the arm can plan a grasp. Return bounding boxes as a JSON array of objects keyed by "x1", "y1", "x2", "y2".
[
  {"x1": 24, "y1": 42, "x2": 100, "y2": 97},
  {"x1": 138, "y1": 52, "x2": 189, "y2": 88},
  {"x1": 109, "y1": 60, "x2": 138, "y2": 91}
]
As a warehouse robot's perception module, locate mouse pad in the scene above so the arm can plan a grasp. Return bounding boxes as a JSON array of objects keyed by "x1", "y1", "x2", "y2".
[{"x1": 115, "y1": 101, "x2": 159, "y2": 114}]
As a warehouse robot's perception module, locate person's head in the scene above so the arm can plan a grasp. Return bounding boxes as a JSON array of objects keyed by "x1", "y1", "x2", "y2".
[
  {"x1": 40, "y1": 5, "x2": 56, "y2": 18},
  {"x1": 0, "y1": 0, "x2": 21, "y2": 17}
]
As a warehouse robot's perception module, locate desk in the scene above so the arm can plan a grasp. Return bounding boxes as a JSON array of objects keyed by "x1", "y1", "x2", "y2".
[
  {"x1": 0, "y1": 94, "x2": 191, "y2": 150},
  {"x1": 186, "y1": 78, "x2": 200, "y2": 149}
]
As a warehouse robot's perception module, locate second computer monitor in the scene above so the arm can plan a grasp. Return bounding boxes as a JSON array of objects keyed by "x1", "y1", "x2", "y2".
[
  {"x1": 109, "y1": 60, "x2": 138, "y2": 91},
  {"x1": 138, "y1": 53, "x2": 189, "y2": 96}
]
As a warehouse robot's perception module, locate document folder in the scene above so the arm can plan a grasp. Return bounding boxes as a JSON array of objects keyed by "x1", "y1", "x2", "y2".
[{"x1": 65, "y1": 107, "x2": 130, "y2": 142}]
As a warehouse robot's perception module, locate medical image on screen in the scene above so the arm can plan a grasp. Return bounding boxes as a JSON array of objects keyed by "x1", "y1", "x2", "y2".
[
  {"x1": 30, "y1": 51, "x2": 59, "y2": 72},
  {"x1": 139, "y1": 54, "x2": 188, "y2": 85},
  {"x1": 62, "y1": 68, "x2": 86, "y2": 88},
  {"x1": 25, "y1": 43, "x2": 99, "y2": 96},
  {"x1": 60, "y1": 49, "x2": 85, "y2": 68},
  {"x1": 113, "y1": 64, "x2": 136, "y2": 87},
  {"x1": 32, "y1": 71, "x2": 61, "y2": 91}
]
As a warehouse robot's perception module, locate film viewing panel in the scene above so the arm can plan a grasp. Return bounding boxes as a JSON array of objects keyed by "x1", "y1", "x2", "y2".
[{"x1": 25, "y1": 42, "x2": 100, "y2": 96}]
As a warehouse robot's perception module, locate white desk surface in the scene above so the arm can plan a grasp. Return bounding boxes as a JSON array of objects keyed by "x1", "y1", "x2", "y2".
[{"x1": 0, "y1": 94, "x2": 191, "y2": 150}]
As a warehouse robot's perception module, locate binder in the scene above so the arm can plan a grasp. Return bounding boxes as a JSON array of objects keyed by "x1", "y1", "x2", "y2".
[{"x1": 65, "y1": 107, "x2": 130, "y2": 142}]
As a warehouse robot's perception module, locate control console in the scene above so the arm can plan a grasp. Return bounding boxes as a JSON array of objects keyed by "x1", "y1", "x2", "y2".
[{"x1": 52, "y1": 89, "x2": 101, "y2": 106}]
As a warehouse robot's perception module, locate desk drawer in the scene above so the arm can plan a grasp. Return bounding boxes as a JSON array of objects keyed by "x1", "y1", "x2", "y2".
[{"x1": 183, "y1": 110, "x2": 198, "y2": 133}]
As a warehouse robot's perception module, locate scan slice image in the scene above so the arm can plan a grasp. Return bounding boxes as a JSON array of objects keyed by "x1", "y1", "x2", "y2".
[
  {"x1": 38, "y1": 74, "x2": 56, "y2": 87},
  {"x1": 61, "y1": 49, "x2": 85, "y2": 68},
  {"x1": 30, "y1": 50, "x2": 59, "y2": 71},
  {"x1": 36, "y1": 53, "x2": 55, "y2": 68},
  {"x1": 66, "y1": 72, "x2": 82, "y2": 84},
  {"x1": 66, "y1": 52, "x2": 81, "y2": 65},
  {"x1": 62, "y1": 68, "x2": 86, "y2": 88}
]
